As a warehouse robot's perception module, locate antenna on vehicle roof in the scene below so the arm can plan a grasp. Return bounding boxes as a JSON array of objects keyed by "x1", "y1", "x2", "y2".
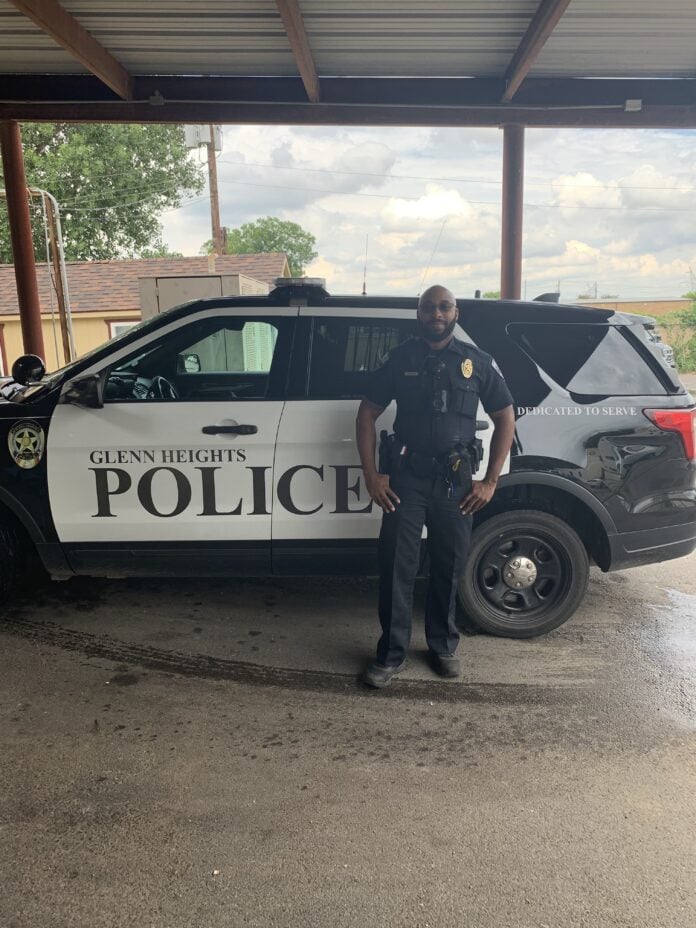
[
  {"x1": 419, "y1": 218, "x2": 447, "y2": 291},
  {"x1": 362, "y1": 234, "x2": 368, "y2": 296}
]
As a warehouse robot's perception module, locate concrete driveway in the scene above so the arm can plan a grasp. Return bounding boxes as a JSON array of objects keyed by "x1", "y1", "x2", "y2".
[{"x1": 1, "y1": 552, "x2": 695, "y2": 928}]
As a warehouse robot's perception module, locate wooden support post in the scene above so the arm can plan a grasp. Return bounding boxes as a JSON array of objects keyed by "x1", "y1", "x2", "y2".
[
  {"x1": 207, "y1": 127, "x2": 223, "y2": 255},
  {"x1": 0, "y1": 120, "x2": 45, "y2": 359},
  {"x1": 500, "y1": 125, "x2": 525, "y2": 301}
]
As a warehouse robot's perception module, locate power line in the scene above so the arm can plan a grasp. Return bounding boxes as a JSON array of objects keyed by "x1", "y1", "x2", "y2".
[
  {"x1": 216, "y1": 156, "x2": 696, "y2": 193},
  {"x1": 214, "y1": 177, "x2": 696, "y2": 213},
  {"x1": 18, "y1": 154, "x2": 695, "y2": 207}
]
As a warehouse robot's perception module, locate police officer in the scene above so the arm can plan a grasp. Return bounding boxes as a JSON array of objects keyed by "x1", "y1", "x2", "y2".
[{"x1": 356, "y1": 284, "x2": 515, "y2": 688}]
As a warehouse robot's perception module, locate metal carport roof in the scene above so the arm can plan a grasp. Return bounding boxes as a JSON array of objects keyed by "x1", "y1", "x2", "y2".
[
  {"x1": 0, "y1": 0, "x2": 694, "y2": 126},
  {"x1": 1, "y1": 0, "x2": 695, "y2": 361}
]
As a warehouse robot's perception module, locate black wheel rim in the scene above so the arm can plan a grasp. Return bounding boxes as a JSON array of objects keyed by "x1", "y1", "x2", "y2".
[{"x1": 472, "y1": 528, "x2": 573, "y2": 626}]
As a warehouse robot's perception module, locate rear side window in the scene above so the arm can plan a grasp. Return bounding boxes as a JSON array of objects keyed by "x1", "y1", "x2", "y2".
[
  {"x1": 507, "y1": 323, "x2": 668, "y2": 396},
  {"x1": 307, "y1": 318, "x2": 414, "y2": 399}
]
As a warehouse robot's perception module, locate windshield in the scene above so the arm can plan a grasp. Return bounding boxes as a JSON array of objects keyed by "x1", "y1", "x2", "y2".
[{"x1": 1, "y1": 313, "x2": 168, "y2": 404}]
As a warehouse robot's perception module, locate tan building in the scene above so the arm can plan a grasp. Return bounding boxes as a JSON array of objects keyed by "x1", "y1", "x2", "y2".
[{"x1": 0, "y1": 253, "x2": 290, "y2": 375}]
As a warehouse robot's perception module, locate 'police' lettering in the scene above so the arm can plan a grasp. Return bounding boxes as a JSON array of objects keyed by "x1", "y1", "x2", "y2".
[
  {"x1": 247, "y1": 466, "x2": 270, "y2": 515},
  {"x1": 331, "y1": 465, "x2": 372, "y2": 514},
  {"x1": 137, "y1": 467, "x2": 192, "y2": 518},
  {"x1": 90, "y1": 467, "x2": 131, "y2": 517},
  {"x1": 196, "y1": 466, "x2": 243, "y2": 516},
  {"x1": 276, "y1": 465, "x2": 324, "y2": 515},
  {"x1": 88, "y1": 462, "x2": 371, "y2": 518}
]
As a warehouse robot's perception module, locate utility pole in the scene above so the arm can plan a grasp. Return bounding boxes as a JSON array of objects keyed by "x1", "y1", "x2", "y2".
[{"x1": 206, "y1": 125, "x2": 223, "y2": 255}]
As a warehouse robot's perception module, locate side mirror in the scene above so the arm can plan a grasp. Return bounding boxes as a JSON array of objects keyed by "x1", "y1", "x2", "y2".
[
  {"x1": 178, "y1": 352, "x2": 201, "y2": 374},
  {"x1": 11, "y1": 354, "x2": 46, "y2": 385},
  {"x1": 61, "y1": 373, "x2": 105, "y2": 409}
]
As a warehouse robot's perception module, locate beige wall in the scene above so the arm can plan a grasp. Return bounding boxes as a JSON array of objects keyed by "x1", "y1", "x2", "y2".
[{"x1": 1, "y1": 311, "x2": 141, "y2": 374}]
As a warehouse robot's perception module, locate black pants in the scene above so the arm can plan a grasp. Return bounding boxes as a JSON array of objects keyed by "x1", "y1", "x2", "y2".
[{"x1": 376, "y1": 467, "x2": 473, "y2": 667}]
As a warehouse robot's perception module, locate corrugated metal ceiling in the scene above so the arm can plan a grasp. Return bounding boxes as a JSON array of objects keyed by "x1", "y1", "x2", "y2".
[
  {"x1": 535, "y1": 0, "x2": 696, "y2": 78},
  {"x1": 0, "y1": 0, "x2": 693, "y2": 80}
]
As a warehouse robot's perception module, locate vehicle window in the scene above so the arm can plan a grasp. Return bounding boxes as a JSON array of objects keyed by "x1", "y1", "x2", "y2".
[
  {"x1": 507, "y1": 323, "x2": 667, "y2": 396},
  {"x1": 308, "y1": 318, "x2": 415, "y2": 399},
  {"x1": 184, "y1": 321, "x2": 278, "y2": 373},
  {"x1": 103, "y1": 316, "x2": 289, "y2": 402}
]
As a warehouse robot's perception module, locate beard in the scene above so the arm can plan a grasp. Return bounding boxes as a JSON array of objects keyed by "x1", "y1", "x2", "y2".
[{"x1": 416, "y1": 317, "x2": 458, "y2": 343}]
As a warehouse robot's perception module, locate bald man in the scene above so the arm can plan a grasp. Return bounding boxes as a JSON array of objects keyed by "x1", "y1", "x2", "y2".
[{"x1": 356, "y1": 285, "x2": 515, "y2": 687}]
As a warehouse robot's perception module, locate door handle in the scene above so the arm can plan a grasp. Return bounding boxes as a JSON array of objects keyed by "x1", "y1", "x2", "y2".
[{"x1": 201, "y1": 424, "x2": 258, "y2": 435}]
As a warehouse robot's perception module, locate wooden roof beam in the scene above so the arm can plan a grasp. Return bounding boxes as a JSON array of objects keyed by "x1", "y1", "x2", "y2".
[
  {"x1": 7, "y1": 0, "x2": 133, "y2": 100},
  {"x1": 274, "y1": 0, "x2": 320, "y2": 103},
  {"x1": 502, "y1": 0, "x2": 573, "y2": 103}
]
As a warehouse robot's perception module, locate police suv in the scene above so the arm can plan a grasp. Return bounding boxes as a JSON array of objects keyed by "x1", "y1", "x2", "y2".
[{"x1": 1, "y1": 279, "x2": 695, "y2": 637}]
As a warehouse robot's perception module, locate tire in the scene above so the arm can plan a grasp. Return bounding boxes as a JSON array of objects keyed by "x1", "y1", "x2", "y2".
[
  {"x1": 0, "y1": 518, "x2": 21, "y2": 606},
  {"x1": 458, "y1": 509, "x2": 589, "y2": 638}
]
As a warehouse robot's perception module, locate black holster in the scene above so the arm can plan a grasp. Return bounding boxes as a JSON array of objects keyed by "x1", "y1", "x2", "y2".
[
  {"x1": 378, "y1": 431, "x2": 404, "y2": 475},
  {"x1": 445, "y1": 447, "x2": 473, "y2": 493}
]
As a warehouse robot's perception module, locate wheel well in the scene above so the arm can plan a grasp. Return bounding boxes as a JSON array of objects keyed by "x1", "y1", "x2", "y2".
[
  {"x1": 0, "y1": 500, "x2": 34, "y2": 557},
  {"x1": 475, "y1": 483, "x2": 611, "y2": 570}
]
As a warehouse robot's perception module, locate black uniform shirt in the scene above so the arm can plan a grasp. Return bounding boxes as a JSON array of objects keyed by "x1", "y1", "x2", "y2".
[{"x1": 364, "y1": 336, "x2": 513, "y2": 456}]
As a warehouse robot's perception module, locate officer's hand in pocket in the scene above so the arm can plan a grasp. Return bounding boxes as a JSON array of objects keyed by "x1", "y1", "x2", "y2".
[
  {"x1": 459, "y1": 478, "x2": 496, "y2": 515},
  {"x1": 365, "y1": 472, "x2": 400, "y2": 513}
]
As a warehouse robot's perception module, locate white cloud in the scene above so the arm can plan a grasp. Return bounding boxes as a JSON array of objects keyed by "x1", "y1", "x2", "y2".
[{"x1": 161, "y1": 125, "x2": 696, "y2": 301}]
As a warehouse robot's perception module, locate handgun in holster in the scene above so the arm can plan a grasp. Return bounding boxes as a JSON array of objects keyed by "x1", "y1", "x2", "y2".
[
  {"x1": 469, "y1": 438, "x2": 484, "y2": 473},
  {"x1": 379, "y1": 431, "x2": 405, "y2": 476},
  {"x1": 378, "y1": 430, "x2": 391, "y2": 475}
]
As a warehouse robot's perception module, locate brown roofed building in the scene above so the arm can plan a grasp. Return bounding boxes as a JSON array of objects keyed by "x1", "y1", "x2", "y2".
[{"x1": 0, "y1": 253, "x2": 290, "y2": 374}]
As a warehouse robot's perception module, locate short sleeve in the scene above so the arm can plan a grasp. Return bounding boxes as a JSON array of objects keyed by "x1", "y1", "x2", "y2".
[
  {"x1": 480, "y1": 356, "x2": 514, "y2": 414},
  {"x1": 362, "y1": 353, "x2": 397, "y2": 409}
]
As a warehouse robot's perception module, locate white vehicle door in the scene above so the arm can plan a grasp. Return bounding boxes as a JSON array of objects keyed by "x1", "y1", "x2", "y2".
[
  {"x1": 47, "y1": 306, "x2": 296, "y2": 574},
  {"x1": 272, "y1": 310, "x2": 505, "y2": 572}
]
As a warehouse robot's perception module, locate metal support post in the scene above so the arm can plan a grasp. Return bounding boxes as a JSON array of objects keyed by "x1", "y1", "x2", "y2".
[
  {"x1": 0, "y1": 120, "x2": 45, "y2": 359},
  {"x1": 500, "y1": 124, "x2": 525, "y2": 300}
]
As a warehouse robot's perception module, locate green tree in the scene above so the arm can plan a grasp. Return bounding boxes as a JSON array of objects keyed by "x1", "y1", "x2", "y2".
[
  {"x1": 0, "y1": 123, "x2": 204, "y2": 262},
  {"x1": 203, "y1": 216, "x2": 317, "y2": 276},
  {"x1": 659, "y1": 303, "x2": 696, "y2": 373},
  {"x1": 482, "y1": 290, "x2": 500, "y2": 299},
  {"x1": 138, "y1": 237, "x2": 184, "y2": 259}
]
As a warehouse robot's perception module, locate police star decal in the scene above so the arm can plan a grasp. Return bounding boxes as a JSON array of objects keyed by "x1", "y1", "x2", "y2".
[{"x1": 8, "y1": 419, "x2": 45, "y2": 470}]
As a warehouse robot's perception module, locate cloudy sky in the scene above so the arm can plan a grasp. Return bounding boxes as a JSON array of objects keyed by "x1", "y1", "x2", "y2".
[{"x1": 161, "y1": 125, "x2": 696, "y2": 303}]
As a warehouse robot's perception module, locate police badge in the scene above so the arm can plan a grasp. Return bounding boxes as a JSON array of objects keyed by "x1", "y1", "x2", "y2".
[
  {"x1": 461, "y1": 359, "x2": 473, "y2": 379},
  {"x1": 8, "y1": 419, "x2": 45, "y2": 470}
]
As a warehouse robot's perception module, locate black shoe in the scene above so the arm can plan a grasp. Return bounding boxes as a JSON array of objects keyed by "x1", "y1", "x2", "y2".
[
  {"x1": 429, "y1": 652, "x2": 461, "y2": 679},
  {"x1": 362, "y1": 660, "x2": 406, "y2": 689}
]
